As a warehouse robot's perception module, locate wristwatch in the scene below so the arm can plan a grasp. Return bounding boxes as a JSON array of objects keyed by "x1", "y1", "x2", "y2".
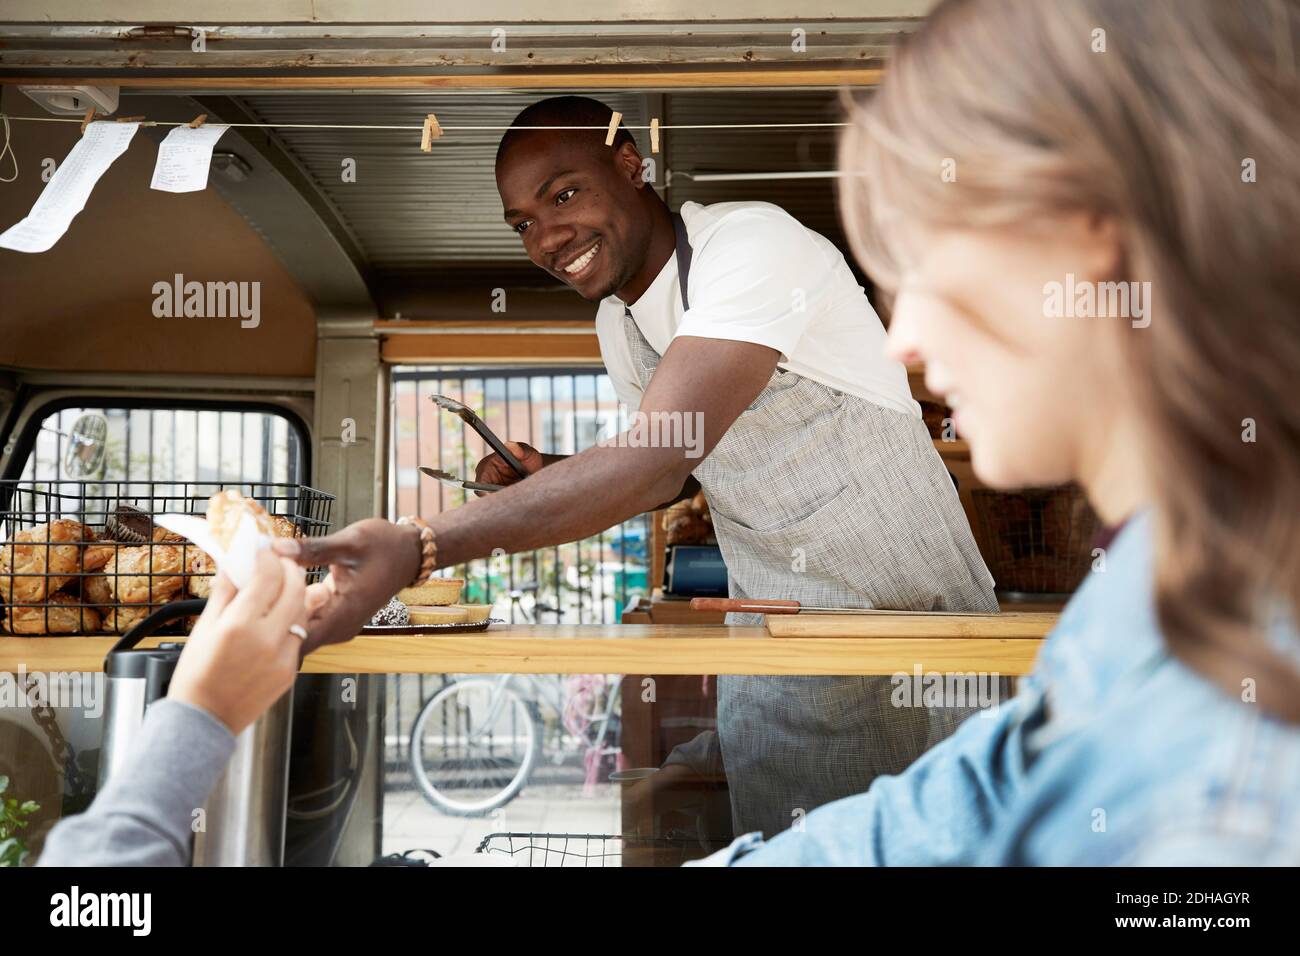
[{"x1": 396, "y1": 516, "x2": 437, "y2": 587}]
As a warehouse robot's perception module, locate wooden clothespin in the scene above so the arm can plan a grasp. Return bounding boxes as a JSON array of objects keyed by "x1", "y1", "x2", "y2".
[
  {"x1": 650, "y1": 117, "x2": 660, "y2": 154},
  {"x1": 604, "y1": 110, "x2": 623, "y2": 146},
  {"x1": 189, "y1": 113, "x2": 208, "y2": 129},
  {"x1": 421, "y1": 113, "x2": 443, "y2": 152},
  {"x1": 80, "y1": 106, "x2": 98, "y2": 134}
]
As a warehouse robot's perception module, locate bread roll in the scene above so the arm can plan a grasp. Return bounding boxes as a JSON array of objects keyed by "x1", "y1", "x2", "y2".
[
  {"x1": 103, "y1": 603, "x2": 150, "y2": 635},
  {"x1": 185, "y1": 547, "x2": 216, "y2": 599},
  {"x1": 105, "y1": 545, "x2": 185, "y2": 605},
  {"x1": 2, "y1": 592, "x2": 102, "y2": 635},
  {"x1": 0, "y1": 519, "x2": 112, "y2": 604},
  {"x1": 78, "y1": 573, "x2": 114, "y2": 609}
]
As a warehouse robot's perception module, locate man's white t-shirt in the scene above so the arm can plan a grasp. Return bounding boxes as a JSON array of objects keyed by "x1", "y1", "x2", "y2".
[{"x1": 594, "y1": 200, "x2": 919, "y2": 418}]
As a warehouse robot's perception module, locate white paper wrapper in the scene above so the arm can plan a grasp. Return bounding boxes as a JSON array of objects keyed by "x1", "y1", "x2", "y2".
[{"x1": 154, "y1": 511, "x2": 271, "y2": 591}]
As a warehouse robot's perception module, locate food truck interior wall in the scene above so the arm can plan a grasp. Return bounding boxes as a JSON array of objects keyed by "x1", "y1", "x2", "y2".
[{"x1": 0, "y1": 87, "x2": 318, "y2": 378}]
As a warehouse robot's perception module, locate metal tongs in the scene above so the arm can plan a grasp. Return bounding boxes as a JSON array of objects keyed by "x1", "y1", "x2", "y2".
[{"x1": 418, "y1": 394, "x2": 531, "y2": 494}]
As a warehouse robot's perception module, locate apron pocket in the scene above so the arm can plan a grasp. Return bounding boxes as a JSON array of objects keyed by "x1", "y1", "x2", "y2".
[{"x1": 708, "y1": 482, "x2": 852, "y2": 536}]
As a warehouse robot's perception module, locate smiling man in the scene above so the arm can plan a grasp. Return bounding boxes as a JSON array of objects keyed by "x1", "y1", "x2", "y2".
[{"x1": 282, "y1": 95, "x2": 998, "y2": 841}]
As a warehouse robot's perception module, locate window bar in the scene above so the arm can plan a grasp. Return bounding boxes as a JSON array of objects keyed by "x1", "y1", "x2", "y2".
[
  {"x1": 480, "y1": 374, "x2": 491, "y2": 609},
  {"x1": 526, "y1": 375, "x2": 537, "y2": 627},
  {"x1": 413, "y1": 378, "x2": 423, "y2": 523},
  {"x1": 458, "y1": 377, "x2": 469, "y2": 582},
  {"x1": 592, "y1": 373, "x2": 604, "y2": 625},
  {"x1": 571, "y1": 374, "x2": 583, "y2": 623},
  {"x1": 492, "y1": 376, "x2": 512, "y2": 611},
  {"x1": 551, "y1": 375, "x2": 561, "y2": 623},
  {"x1": 619, "y1": 387, "x2": 629, "y2": 615},
  {"x1": 395, "y1": 675, "x2": 403, "y2": 762},
  {"x1": 55, "y1": 408, "x2": 64, "y2": 481},
  {"x1": 260, "y1": 415, "x2": 273, "y2": 487},
  {"x1": 434, "y1": 377, "x2": 445, "y2": 517}
]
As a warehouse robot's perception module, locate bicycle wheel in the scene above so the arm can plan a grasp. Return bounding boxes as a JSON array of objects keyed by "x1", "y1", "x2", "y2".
[{"x1": 408, "y1": 678, "x2": 542, "y2": 816}]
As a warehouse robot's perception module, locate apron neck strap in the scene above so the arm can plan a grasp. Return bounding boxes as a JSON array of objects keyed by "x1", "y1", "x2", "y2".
[{"x1": 672, "y1": 210, "x2": 692, "y2": 312}]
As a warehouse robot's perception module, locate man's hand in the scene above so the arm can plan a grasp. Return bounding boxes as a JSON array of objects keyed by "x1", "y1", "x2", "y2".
[
  {"x1": 271, "y1": 517, "x2": 422, "y2": 655},
  {"x1": 473, "y1": 440, "x2": 545, "y2": 496}
]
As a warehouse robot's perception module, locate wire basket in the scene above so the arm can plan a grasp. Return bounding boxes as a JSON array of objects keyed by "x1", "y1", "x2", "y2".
[
  {"x1": 476, "y1": 832, "x2": 622, "y2": 867},
  {"x1": 474, "y1": 831, "x2": 718, "y2": 867},
  {"x1": 970, "y1": 484, "x2": 1101, "y2": 599},
  {"x1": 0, "y1": 480, "x2": 333, "y2": 637}
]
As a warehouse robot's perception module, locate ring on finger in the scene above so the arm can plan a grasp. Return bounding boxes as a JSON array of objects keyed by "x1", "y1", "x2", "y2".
[{"x1": 289, "y1": 623, "x2": 309, "y2": 641}]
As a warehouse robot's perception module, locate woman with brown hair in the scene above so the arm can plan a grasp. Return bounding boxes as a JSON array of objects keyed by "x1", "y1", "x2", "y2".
[{"x1": 699, "y1": 0, "x2": 1300, "y2": 865}]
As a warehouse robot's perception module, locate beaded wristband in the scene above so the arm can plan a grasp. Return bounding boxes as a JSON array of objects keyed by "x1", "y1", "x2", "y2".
[{"x1": 396, "y1": 516, "x2": 437, "y2": 587}]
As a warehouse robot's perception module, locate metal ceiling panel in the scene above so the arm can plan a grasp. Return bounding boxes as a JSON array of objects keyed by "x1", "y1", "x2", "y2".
[
  {"x1": 239, "y1": 91, "x2": 650, "y2": 274},
  {"x1": 665, "y1": 89, "x2": 847, "y2": 244}
]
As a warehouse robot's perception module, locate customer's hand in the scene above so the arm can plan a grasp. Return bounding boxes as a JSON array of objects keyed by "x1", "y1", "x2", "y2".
[
  {"x1": 474, "y1": 440, "x2": 544, "y2": 496},
  {"x1": 271, "y1": 517, "x2": 422, "y2": 654},
  {"x1": 168, "y1": 550, "x2": 322, "y2": 735}
]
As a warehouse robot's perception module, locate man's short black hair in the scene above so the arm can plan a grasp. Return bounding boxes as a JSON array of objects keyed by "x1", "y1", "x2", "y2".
[{"x1": 495, "y1": 95, "x2": 636, "y2": 166}]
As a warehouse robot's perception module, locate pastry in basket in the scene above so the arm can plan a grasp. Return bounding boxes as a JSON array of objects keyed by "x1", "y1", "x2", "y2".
[
  {"x1": 104, "y1": 603, "x2": 151, "y2": 635},
  {"x1": 0, "y1": 519, "x2": 114, "y2": 604},
  {"x1": 63, "y1": 572, "x2": 114, "y2": 609},
  {"x1": 2, "y1": 592, "x2": 102, "y2": 635},
  {"x1": 397, "y1": 578, "x2": 463, "y2": 607},
  {"x1": 185, "y1": 547, "x2": 216, "y2": 599},
  {"x1": 267, "y1": 515, "x2": 301, "y2": 539},
  {"x1": 663, "y1": 491, "x2": 714, "y2": 546},
  {"x1": 105, "y1": 544, "x2": 185, "y2": 605}
]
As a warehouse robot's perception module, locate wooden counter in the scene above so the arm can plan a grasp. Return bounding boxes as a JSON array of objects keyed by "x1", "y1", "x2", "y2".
[{"x1": 0, "y1": 619, "x2": 1051, "y2": 676}]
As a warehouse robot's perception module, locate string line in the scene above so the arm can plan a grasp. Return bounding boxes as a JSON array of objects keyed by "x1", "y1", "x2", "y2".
[{"x1": 0, "y1": 114, "x2": 849, "y2": 133}]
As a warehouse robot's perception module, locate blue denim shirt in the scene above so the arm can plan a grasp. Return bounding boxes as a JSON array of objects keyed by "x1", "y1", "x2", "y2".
[{"x1": 694, "y1": 511, "x2": 1300, "y2": 865}]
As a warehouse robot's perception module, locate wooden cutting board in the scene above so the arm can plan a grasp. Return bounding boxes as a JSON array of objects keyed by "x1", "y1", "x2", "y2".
[{"x1": 766, "y1": 611, "x2": 1057, "y2": 639}]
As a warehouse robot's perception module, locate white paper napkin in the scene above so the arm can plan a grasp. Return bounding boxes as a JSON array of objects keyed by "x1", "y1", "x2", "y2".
[{"x1": 154, "y1": 511, "x2": 270, "y2": 590}]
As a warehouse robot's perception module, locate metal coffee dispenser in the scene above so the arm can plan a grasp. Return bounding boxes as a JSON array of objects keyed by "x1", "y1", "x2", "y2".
[{"x1": 99, "y1": 599, "x2": 294, "y2": 866}]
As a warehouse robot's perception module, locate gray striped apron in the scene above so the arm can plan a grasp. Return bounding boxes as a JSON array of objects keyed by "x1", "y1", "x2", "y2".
[{"x1": 624, "y1": 213, "x2": 1000, "y2": 838}]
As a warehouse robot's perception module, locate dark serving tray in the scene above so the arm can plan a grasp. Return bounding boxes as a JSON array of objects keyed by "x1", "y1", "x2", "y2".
[{"x1": 360, "y1": 618, "x2": 504, "y2": 636}]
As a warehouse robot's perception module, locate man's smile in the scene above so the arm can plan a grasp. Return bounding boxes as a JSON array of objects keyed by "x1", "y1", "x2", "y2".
[{"x1": 557, "y1": 238, "x2": 601, "y2": 279}]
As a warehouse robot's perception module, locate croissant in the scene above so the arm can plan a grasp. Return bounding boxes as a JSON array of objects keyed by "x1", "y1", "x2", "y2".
[
  {"x1": 2, "y1": 592, "x2": 102, "y2": 635},
  {"x1": 186, "y1": 547, "x2": 216, "y2": 599},
  {"x1": 267, "y1": 515, "x2": 301, "y2": 539},
  {"x1": 61, "y1": 571, "x2": 115, "y2": 609},
  {"x1": 0, "y1": 519, "x2": 113, "y2": 604},
  {"x1": 104, "y1": 544, "x2": 185, "y2": 605},
  {"x1": 103, "y1": 603, "x2": 151, "y2": 635}
]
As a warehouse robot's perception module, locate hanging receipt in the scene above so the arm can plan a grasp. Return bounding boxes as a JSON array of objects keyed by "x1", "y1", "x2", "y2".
[
  {"x1": 0, "y1": 120, "x2": 140, "y2": 254},
  {"x1": 150, "y1": 123, "x2": 228, "y2": 193}
]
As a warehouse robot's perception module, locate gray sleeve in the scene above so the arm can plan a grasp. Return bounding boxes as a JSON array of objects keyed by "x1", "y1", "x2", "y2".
[{"x1": 36, "y1": 697, "x2": 236, "y2": 867}]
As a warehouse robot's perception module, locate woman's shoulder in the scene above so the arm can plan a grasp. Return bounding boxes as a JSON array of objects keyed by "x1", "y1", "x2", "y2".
[
  {"x1": 1100, "y1": 695, "x2": 1300, "y2": 865},
  {"x1": 995, "y1": 657, "x2": 1300, "y2": 865}
]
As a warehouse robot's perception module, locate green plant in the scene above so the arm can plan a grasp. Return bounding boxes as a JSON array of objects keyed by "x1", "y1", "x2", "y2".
[{"x1": 0, "y1": 775, "x2": 41, "y2": 867}]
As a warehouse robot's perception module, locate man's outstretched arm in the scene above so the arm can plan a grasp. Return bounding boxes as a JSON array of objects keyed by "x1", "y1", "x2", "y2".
[{"x1": 277, "y1": 335, "x2": 778, "y2": 651}]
